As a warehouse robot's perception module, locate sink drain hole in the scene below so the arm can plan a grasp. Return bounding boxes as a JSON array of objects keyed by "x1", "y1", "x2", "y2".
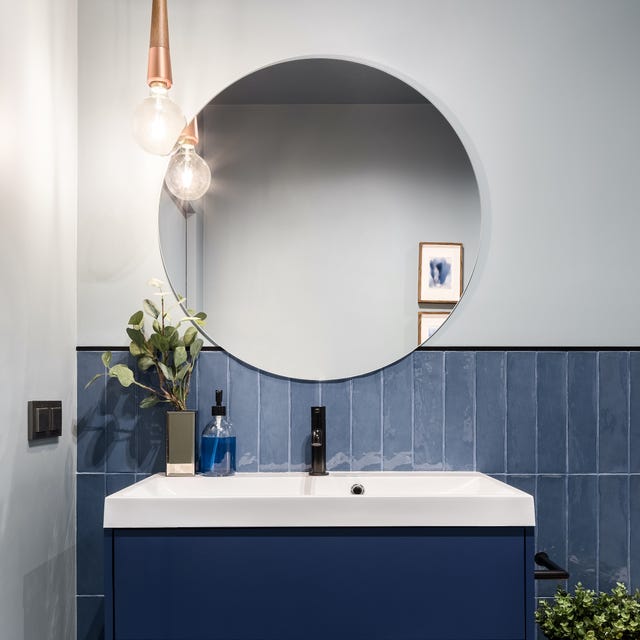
[{"x1": 350, "y1": 484, "x2": 365, "y2": 495}]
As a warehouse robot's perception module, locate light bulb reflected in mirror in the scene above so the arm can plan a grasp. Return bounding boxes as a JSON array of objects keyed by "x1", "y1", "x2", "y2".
[
  {"x1": 165, "y1": 143, "x2": 212, "y2": 201},
  {"x1": 133, "y1": 84, "x2": 186, "y2": 155}
]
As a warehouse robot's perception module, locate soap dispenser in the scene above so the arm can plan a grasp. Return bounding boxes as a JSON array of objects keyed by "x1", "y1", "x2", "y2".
[{"x1": 200, "y1": 390, "x2": 236, "y2": 476}]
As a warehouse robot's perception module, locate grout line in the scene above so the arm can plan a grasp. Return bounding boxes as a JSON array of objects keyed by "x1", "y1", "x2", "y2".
[
  {"x1": 628, "y1": 353, "x2": 631, "y2": 585},
  {"x1": 410, "y1": 353, "x2": 415, "y2": 470},
  {"x1": 472, "y1": 351, "x2": 477, "y2": 471},
  {"x1": 349, "y1": 379, "x2": 353, "y2": 471},
  {"x1": 257, "y1": 370, "x2": 261, "y2": 471},
  {"x1": 534, "y1": 352, "x2": 539, "y2": 476},
  {"x1": 442, "y1": 352, "x2": 446, "y2": 470},
  {"x1": 564, "y1": 353, "x2": 569, "y2": 582},
  {"x1": 380, "y1": 369, "x2": 384, "y2": 470},
  {"x1": 505, "y1": 353, "x2": 509, "y2": 474},
  {"x1": 287, "y1": 379, "x2": 291, "y2": 472}
]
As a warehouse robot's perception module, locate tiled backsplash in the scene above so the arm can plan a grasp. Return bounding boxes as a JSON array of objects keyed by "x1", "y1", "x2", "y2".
[{"x1": 77, "y1": 349, "x2": 640, "y2": 640}]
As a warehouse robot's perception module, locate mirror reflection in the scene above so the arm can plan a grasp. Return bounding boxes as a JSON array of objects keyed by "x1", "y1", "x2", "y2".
[{"x1": 159, "y1": 59, "x2": 481, "y2": 380}]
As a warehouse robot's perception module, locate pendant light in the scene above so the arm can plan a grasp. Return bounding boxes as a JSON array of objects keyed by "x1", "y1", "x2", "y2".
[
  {"x1": 165, "y1": 118, "x2": 212, "y2": 201},
  {"x1": 132, "y1": 0, "x2": 186, "y2": 155}
]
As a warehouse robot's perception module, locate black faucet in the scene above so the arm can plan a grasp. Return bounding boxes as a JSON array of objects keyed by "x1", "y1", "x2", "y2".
[{"x1": 310, "y1": 406, "x2": 328, "y2": 476}]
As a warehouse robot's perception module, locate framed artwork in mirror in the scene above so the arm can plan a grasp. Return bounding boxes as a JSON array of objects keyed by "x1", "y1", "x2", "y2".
[
  {"x1": 418, "y1": 242, "x2": 463, "y2": 303},
  {"x1": 418, "y1": 311, "x2": 450, "y2": 344}
]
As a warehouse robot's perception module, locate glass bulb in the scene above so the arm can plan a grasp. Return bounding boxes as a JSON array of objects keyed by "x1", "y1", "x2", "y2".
[
  {"x1": 165, "y1": 144, "x2": 212, "y2": 200},
  {"x1": 133, "y1": 84, "x2": 186, "y2": 156}
]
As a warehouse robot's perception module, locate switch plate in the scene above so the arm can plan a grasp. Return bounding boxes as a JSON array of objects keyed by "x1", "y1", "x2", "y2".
[{"x1": 28, "y1": 401, "x2": 62, "y2": 441}]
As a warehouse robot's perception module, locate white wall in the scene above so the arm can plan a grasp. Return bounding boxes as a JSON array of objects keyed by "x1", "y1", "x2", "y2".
[
  {"x1": 78, "y1": 0, "x2": 640, "y2": 352},
  {"x1": 0, "y1": 0, "x2": 77, "y2": 638}
]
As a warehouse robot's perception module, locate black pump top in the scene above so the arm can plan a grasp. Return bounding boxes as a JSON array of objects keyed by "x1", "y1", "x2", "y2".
[{"x1": 212, "y1": 389, "x2": 226, "y2": 416}]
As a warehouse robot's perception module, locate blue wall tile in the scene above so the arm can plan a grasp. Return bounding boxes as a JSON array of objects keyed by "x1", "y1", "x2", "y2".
[
  {"x1": 383, "y1": 356, "x2": 413, "y2": 470},
  {"x1": 599, "y1": 475, "x2": 629, "y2": 591},
  {"x1": 105, "y1": 353, "x2": 137, "y2": 473},
  {"x1": 229, "y1": 357, "x2": 259, "y2": 471},
  {"x1": 77, "y1": 347, "x2": 640, "y2": 634},
  {"x1": 568, "y1": 352, "x2": 598, "y2": 474},
  {"x1": 77, "y1": 352, "x2": 106, "y2": 473},
  {"x1": 352, "y1": 371, "x2": 382, "y2": 471},
  {"x1": 599, "y1": 352, "x2": 629, "y2": 473},
  {"x1": 536, "y1": 476, "x2": 567, "y2": 597},
  {"x1": 290, "y1": 381, "x2": 320, "y2": 470},
  {"x1": 476, "y1": 352, "x2": 506, "y2": 474},
  {"x1": 321, "y1": 379, "x2": 351, "y2": 470},
  {"x1": 568, "y1": 475, "x2": 597, "y2": 588},
  {"x1": 507, "y1": 352, "x2": 537, "y2": 474},
  {"x1": 413, "y1": 351, "x2": 444, "y2": 470},
  {"x1": 630, "y1": 354, "x2": 640, "y2": 472},
  {"x1": 444, "y1": 352, "x2": 475, "y2": 471},
  {"x1": 259, "y1": 374, "x2": 290, "y2": 471},
  {"x1": 76, "y1": 474, "x2": 105, "y2": 595},
  {"x1": 77, "y1": 596, "x2": 104, "y2": 640},
  {"x1": 537, "y1": 353, "x2": 567, "y2": 474}
]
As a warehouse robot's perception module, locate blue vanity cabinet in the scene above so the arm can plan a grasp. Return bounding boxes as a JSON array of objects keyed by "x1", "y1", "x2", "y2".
[{"x1": 105, "y1": 526, "x2": 535, "y2": 640}]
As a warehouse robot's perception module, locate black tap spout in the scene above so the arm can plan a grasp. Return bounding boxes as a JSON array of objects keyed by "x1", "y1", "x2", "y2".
[{"x1": 310, "y1": 406, "x2": 328, "y2": 476}]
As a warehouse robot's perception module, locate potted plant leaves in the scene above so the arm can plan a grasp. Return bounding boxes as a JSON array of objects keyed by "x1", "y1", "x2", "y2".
[
  {"x1": 535, "y1": 582, "x2": 640, "y2": 640},
  {"x1": 87, "y1": 278, "x2": 206, "y2": 475}
]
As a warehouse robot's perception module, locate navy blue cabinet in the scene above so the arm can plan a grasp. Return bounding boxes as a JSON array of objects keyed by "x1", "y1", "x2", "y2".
[{"x1": 105, "y1": 527, "x2": 534, "y2": 640}]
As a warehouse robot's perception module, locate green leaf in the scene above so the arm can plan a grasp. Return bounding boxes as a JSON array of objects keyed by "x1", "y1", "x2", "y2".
[
  {"x1": 150, "y1": 333, "x2": 169, "y2": 353},
  {"x1": 143, "y1": 298, "x2": 160, "y2": 318},
  {"x1": 183, "y1": 326, "x2": 197, "y2": 347},
  {"x1": 158, "y1": 362, "x2": 174, "y2": 381},
  {"x1": 126, "y1": 327, "x2": 146, "y2": 348},
  {"x1": 137, "y1": 356, "x2": 155, "y2": 371},
  {"x1": 165, "y1": 326, "x2": 179, "y2": 348},
  {"x1": 175, "y1": 363, "x2": 191, "y2": 382},
  {"x1": 194, "y1": 312, "x2": 207, "y2": 323},
  {"x1": 190, "y1": 338, "x2": 203, "y2": 360},
  {"x1": 101, "y1": 351, "x2": 112, "y2": 368},
  {"x1": 108, "y1": 364, "x2": 135, "y2": 387},
  {"x1": 129, "y1": 341, "x2": 145, "y2": 358},
  {"x1": 153, "y1": 319, "x2": 161, "y2": 333},
  {"x1": 128, "y1": 310, "x2": 144, "y2": 326},
  {"x1": 139, "y1": 395, "x2": 160, "y2": 409},
  {"x1": 174, "y1": 346, "x2": 187, "y2": 368},
  {"x1": 85, "y1": 373, "x2": 103, "y2": 389}
]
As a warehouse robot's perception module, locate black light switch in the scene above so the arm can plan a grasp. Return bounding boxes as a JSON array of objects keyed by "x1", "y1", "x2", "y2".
[{"x1": 28, "y1": 401, "x2": 62, "y2": 441}]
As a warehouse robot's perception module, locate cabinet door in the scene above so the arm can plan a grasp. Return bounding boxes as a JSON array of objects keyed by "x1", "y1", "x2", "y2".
[{"x1": 113, "y1": 527, "x2": 528, "y2": 640}]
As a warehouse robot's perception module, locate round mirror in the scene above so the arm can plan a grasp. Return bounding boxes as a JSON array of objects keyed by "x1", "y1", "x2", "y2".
[{"x1": 159, "y1": 58, "x2": 481, "y2": 381}]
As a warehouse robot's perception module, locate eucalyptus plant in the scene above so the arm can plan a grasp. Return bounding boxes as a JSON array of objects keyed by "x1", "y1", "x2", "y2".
[
  {"x1": 87, "y1": 279, "x2": 206, "y2": 411},
  {"x1": 536, "y1": 582, "x2": 640, "y2": 640}
]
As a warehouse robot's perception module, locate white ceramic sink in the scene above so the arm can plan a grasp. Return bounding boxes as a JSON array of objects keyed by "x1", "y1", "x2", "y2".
[{"x1": 104, "y1": 471, "x2": 534, "y2": 528}]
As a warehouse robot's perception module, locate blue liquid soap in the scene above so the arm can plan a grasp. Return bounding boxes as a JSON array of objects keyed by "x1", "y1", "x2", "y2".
[{"x1": 200, "y1": 434, "x2": 236, "y2": 476}]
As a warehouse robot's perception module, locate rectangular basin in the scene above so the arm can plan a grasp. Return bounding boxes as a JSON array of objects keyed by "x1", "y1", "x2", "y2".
[{"x1": 104, "y1": 471, "x2": 534, "y2": 528}]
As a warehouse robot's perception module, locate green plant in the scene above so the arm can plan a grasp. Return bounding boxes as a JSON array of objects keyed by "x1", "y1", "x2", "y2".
[
  {"x1": 87, "y1": 279, "x2": 206, "y2": 411},
  {"x1": 536, "y1": 582, "x2": 640, "y2": 640}
]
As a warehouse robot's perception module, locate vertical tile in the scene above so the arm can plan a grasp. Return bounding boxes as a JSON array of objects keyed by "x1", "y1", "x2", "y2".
[
  {"x1": 290, "y1": 380, "x2": 320, "y2": 470},
  {"x1": 352, "y1": 371, "x2": 382, "y2": 471},
  {"x1": 567, "y1": 475, "x2": 597, "y2": 589},
  {"x1": 507, "y1": 475, "x2": 536, "y2": 498},
  {"x1": 599, "y1": 352, "x2": 629, "y2": 473},
  {"x1": 135, "y1": 398, "x2": 166, "y2": 475},
  {"x1": 259, "y1": 373, "x2": 290, "y2": 471},
  {"x1": 536, "y1": 476, "x2": 568, "y2": 597},
  {"x1": 568, "y1": 352, "x2": 598, "y2": 474},
  {"x1": 630, "y1": 353, "x2": 640, "y2": 472},
  {"x1": 630, "y1": 476, "x2": 640, "y2": 587},
  {"x1": 105, "y1": 352, "x2": 137, "y2": 473},
  {"x1": 537, "y1": 353, "x2": 567, "y2": 474},
  {"x1": 77, "y1": 596, "x2": 104, "y2": 640},
  {"x1": 506, "y1": 352, "x2": 536, "y2": 474},
  {"x1": 106, "y1": 473, "x2": 136, "y2": 496},
  {"x1": 476, "y1": 352, "x2": 506, "y2": 474},
  {"x1": 413, "y1": 351, "x2": 444, "y2": 470},
  {"x1": 229, "y1": 356, "x2": 259, "y2": 471},
  {"x1": 76, "y1": 474, "x2": 105, "y2": 596},
  {"x1": 383, "y1": 355, "x2": 413, "y2": 470},
  {"x1": 77, "y1": 352, "x2": 106, "y2": 473},
  {"x1": 599, "y1": 475, "x2": 629, "y2": 590},
  {"x1": 321, "y1": 379, "x2": 351, "y2": 470},
  {"x1": 444, "y1": 351, "x2": 475, "y2": 471}
]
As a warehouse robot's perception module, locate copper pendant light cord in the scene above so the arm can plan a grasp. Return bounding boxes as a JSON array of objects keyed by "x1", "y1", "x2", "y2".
[{"x1": 147, "y1": 0, "x2": 173, "y2": 88}]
